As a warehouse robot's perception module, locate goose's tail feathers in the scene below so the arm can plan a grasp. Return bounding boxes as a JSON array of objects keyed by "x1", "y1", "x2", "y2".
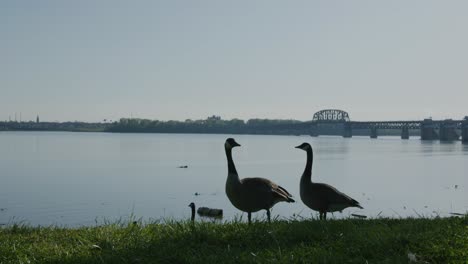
[
  {"x1": 275, "y1": 185, "x2": 295, "y2": 203},
  {"x1": 350, "y1": 198, "x2": 363, "y2": 209}
]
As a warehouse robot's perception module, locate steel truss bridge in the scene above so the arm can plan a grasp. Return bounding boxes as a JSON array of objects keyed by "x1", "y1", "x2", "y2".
[{"x1": 309, "y1": 109, "x2": 468, "y2": 142}]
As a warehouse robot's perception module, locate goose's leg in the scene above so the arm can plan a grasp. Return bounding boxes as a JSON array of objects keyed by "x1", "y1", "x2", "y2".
[
  {"x1": 323, "y1": 212, "x2": 327, "y2": 220},
  {"x1": 248, "y1": 212, "x2": 252, "y2": 224},
  {"x1": 266, "y1": 209, "x2": 271, "y2": 223},
  {"x1": 319, "y1": 212, "x2": 323, "y2": 220}
]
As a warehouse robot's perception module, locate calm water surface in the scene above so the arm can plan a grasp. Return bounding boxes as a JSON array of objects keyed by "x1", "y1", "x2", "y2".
[{"x1": 0, "y1": 132, "x2": 466, "y2": 226}]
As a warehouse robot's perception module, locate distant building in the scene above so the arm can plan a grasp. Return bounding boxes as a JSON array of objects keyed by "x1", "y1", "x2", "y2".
[
  {"x1": 36, "y1": 115, "x2": 40, "y2": 123},
  {"x1": 207, "y1": 115, "x2": 221, "y2": 121}
]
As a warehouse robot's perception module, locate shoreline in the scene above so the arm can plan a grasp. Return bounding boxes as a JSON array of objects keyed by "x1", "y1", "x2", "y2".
[{"x1": 1, "y1": 217, "x2": 466, "y2": 263}]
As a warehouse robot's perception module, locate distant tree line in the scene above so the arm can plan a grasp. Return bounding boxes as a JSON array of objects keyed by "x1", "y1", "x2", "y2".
[
  {"x1": 106, "y1": 116, "x2": 312, "y2": 135},
  {"x1": 0, "y1": 121, "x2": 108, "y2": 132},
  {"x1": 0, "y1": 117, "x2": 312, "y2": 135}
]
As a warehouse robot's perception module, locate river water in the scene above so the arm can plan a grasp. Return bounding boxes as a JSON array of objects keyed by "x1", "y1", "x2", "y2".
[{"x1": 0, "y1": 132, "x2": 466, "y2": 226}]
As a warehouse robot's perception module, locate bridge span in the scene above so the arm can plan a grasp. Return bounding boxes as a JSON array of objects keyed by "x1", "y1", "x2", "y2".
[{"x1": 309, "y1": 109, "x2": 468, "y2": 143}]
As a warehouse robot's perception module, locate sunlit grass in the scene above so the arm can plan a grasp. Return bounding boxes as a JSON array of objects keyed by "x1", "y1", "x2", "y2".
[{"x1": 0, "y1": 216, "x2": 466, "y2": 263}]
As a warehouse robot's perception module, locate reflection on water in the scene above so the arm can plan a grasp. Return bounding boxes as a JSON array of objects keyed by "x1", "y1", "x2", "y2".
[
  {"x1": 420, "y1": 140, "x2": 466, "y2": 156},
  {"x1": 462, "y1": 143, "x2": 468, "y2": 153},
  {"x1": 0, "y1": 132, "x2": 466, "y2": 226}
]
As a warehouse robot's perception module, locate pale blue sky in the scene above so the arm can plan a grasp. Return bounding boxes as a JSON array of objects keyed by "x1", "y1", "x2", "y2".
[{"x1": 1, "y1": 1, "x2": 467, "y2": 122}]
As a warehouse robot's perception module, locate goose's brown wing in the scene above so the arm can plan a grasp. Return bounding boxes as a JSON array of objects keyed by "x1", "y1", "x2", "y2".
[
  {"x1": 313, "y1": 183, "x2": 362, "y2": 208},
  {"x1": 241, "y1": 177, "x2": 295, "y2": 203}
]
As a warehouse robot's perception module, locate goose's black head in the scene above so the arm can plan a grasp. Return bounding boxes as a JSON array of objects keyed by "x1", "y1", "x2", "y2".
[
  {"x1": 295, "y1": 142, "x2": 312, "y2": 151},
  {"x1": 188, "y1": 202, "x2": 195, "y2": 209},
  {"x1": 225, "y1": 138, "x2": 241, "y2": 149}
]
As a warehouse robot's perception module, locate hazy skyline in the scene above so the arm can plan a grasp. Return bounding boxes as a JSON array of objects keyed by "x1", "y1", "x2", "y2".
[{"x1": 1, "y1": 1, "x2": 467, "y2": 122}]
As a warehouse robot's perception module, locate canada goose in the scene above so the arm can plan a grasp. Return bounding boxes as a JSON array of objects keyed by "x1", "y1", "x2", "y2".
[
  {"x1": 188, "y1": 202, "x2": 223, "y2": 222},
  {"x1": 295, "y1": 142, "x2": 363, "y2": 220},
  {"x1": 224, "y1": 138, "x2": 294, "y2": 224}
]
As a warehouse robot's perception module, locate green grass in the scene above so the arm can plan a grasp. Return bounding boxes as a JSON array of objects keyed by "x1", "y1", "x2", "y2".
[{"x1": 0, "y1": 217, "x2": 466, "y2": 264}]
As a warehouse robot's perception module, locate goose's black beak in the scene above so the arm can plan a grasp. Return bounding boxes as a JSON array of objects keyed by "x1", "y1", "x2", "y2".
[
  {"x1": 294, "y1": 145, "x2": 301, "y2": 149},
  {"x1": 233, "y1": 142, "x2": 241, "y2": 147}
]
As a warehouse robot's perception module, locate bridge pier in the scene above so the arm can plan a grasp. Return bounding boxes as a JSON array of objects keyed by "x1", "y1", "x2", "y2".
[
  {"x1": 401, "y1": 126, "x2": 409, "y2": 139},
  {"x1": 370, "y1": 126, "x2": 378, "y2": 139},
  {"x1": 343, "y1": 123, "x2": 352, "y2": 138},
  {"x1": 461, "y1": 117, "x2": 468, "y2": 144},
  {"x1": 420, "y1": 119, "x2": 439, "y2": 140},
  {"x1": 439, "y1": 119, "x2": 459, "y2": 141}
]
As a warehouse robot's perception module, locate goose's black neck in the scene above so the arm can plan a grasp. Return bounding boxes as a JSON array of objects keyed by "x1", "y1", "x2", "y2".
[
  {"x1": 190, "y1": 206, "x2": 195, "y2": 222},
  {"x1": 301, "y1": 148, "x2": 313, "y2": 182},
  {"x1": 225, "y1": 147, "x2": 238, "y2": 175}
]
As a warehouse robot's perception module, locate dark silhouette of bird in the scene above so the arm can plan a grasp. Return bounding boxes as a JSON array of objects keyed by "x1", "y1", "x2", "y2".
[
  {"x1": 224, "y1": 138, "x2": 294, "y2": 223},
  {"x1": 295, "y1": 142, "x2": 362, "y2": 220}
]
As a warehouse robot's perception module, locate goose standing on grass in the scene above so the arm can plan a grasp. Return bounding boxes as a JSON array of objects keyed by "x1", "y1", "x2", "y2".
[
  {"x1": 224, "y1": 138, "x2": 294, "y2": 224},
  {"x1": 295, "y1": 143, "x2": 363, "y2": 220}
]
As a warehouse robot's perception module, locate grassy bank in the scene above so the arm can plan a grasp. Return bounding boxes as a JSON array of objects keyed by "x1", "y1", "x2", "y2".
[{"x1": 0, "y1": 217, "x2": 466, "y2": 264}]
